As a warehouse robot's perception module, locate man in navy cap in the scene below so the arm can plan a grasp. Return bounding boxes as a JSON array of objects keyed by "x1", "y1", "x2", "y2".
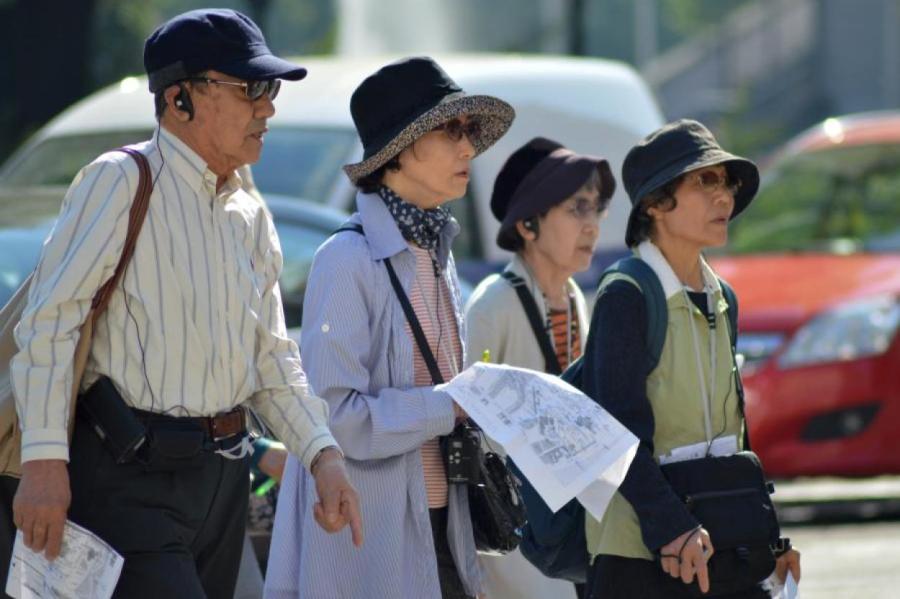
[{"x1": 10, "y1": 9, "x2": 362, "y2": 598}]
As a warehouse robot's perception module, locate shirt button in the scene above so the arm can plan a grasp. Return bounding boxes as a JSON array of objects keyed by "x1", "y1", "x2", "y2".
[{"x1": 321, "y1": 323, "x2": 330, "y2": 333}]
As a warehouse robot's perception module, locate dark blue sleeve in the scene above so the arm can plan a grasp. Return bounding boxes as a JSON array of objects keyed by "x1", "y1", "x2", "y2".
[{"x1": 582, "y1": 280, "x2": 699, "y2": 552}]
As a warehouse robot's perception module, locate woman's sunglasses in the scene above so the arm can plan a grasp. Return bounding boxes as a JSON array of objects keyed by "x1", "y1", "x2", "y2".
[
  {"x1": 433, "y1": 117, "x2": 482, "y2": 142},
  {"x1": 689, "y1": 169, "x2": 742, "y2": 196},
  {"x1": 187, "y1": 77, "x2": 281, "y2": 102}
]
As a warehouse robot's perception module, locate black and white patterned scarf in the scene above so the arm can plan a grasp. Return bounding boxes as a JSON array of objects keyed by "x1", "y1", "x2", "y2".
[{"x1": 378, "y1": 185, "x2": 451, "y2": 251}]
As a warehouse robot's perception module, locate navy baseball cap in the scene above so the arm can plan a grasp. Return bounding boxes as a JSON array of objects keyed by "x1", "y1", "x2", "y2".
[{"x1": 144, "y1": 9, "x2": 307, "y2": 93}]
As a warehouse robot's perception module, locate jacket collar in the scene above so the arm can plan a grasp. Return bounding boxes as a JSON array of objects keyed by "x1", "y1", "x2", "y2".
[
  {"x1": 636, "y1": 240, "x2": 722, "y2": 300},
  {"x1": 355, "y1": 191, "x2": 460, "y2": 266}
]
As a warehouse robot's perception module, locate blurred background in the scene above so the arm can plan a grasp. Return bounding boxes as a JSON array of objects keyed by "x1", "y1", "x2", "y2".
[
  {"x1": 3, "y1": 0, "x2": 900, "y2": 163},
  {"x1": 2, "y1": 2, "x2": 899, "y2": 597}
]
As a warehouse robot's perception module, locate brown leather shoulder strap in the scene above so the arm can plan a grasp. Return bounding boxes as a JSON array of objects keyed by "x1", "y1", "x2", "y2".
[{"x1": 90, "y1": 147, "x2": 153, "y2": 316}]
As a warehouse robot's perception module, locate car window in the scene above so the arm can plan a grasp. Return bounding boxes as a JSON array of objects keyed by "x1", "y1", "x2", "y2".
[
  {"x1": 1, "y1": 127, "x2": 358, "y2": 208},
  {"x1": 728, "y1": 144, "x2": 900, "y2": 254},
  {"x1": 250, "y1": 127, "x2": 358, "y2": 203},
  {"x1": 0, "y1": 131, "x2": 152, "y2": 187},
  {"x1": 273, "y1": 218, "x2": 338, "y2": 328}
]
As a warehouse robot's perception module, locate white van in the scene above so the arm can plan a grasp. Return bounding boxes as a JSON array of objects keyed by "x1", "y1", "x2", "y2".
[{"x1": 0, "y1": 53, "x2": 663, "y2": 282}]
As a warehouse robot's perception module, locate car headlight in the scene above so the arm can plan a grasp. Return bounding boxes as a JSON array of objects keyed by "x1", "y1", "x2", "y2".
[{"x1": 778, "y1": 295, "x2": 900, "y2": 369}]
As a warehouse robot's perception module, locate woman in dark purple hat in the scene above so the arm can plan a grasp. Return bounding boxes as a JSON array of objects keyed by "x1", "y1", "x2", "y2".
[{"x1": 464, "y1": 137, "x2": 615, "y2": 599}]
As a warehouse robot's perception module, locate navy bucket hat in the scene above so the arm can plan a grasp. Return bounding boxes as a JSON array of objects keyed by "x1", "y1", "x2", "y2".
[
  {"x1": 144, "y1": 9, "x2": 307, "y2": 93},
  {"x1": 622, "y1": 119, "x2": 759, "y2": 247},
  {"x1": 343, "y1": 57, "x2": 514, "y2": 184}
]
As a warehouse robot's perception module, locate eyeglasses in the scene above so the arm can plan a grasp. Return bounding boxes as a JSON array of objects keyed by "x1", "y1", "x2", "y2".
[
  {"x1": 433, "y1": 117, "x2": 482, "y2": 142},
  {"x1": 187, "y1": 77, "x2": 281, "y2": 102},
  {"x1": 689, "y1": 169, "x2": 741, "y2": 196},
  {"x1": 565, "y1": 197, "x2": 607, "y2": 222}
]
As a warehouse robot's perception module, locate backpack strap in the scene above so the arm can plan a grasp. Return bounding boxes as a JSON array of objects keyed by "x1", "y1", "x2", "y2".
[
  {"x1": 718, "y1": 278, "x2": 752, "y2": 452},
  {"x1": 598, "y1": 256, "x2": 668, "y2": 373},
  {"x1": 500, "y1": 271, "x2": 562, "y2": 375}
]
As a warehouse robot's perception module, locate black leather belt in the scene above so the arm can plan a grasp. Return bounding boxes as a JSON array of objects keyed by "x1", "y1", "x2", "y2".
[{"x1": 132, "y1": 406, "x2": 248, "y2": 441}]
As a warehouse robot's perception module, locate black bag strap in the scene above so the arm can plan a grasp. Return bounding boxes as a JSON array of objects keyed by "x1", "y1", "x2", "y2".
[
  {"x1": 500, "y1": 271, "x2": 562, "y2": 375},
  {"x1": 384, "y1": 258, "x2": 444, "y2": 385},
  {"x1": 719, "y1": 278, "x2": 751, "y2": 452},
  {"x1": 332, "y1": 222, "x2": 445, "y2": 385}
]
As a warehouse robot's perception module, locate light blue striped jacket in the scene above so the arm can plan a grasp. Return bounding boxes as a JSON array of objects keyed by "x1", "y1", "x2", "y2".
[{"x1": 265, "y1": 192, "x2": 482, "y2": 598}]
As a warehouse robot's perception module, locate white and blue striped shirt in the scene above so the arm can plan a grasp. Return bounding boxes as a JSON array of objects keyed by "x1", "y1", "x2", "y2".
[{"x1": 11, "y1": 127, "x2": 336, "y2": 468}]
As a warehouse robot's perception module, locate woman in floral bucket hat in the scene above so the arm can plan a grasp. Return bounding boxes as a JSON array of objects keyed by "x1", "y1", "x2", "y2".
[
  {"x1": 265, "y1": 57, "x2": 514, "y2": 599},
  {"x1": 580, "y1": 120, "x2": 801, "y2": 598}
]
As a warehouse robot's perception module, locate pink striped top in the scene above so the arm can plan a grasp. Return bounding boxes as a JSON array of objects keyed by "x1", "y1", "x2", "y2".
[{"x1": 405, "y1": 244, "x2": 461, "y2": 509}]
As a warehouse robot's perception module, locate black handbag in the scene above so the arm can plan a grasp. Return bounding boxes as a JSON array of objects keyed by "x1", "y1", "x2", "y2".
[
  {"x1": 467, "y1": 439, "x2": 526, "y2": 554},
  {"x1": 659, "y1": 451, "x2": 781, "y2": 597},
  {"x1": 383, "y1": 256, "x2": 524, "y2": 554}
]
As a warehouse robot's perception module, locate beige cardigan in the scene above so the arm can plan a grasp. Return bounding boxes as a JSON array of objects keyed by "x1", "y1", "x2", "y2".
[
  {"x1": 462, "y1": 253, "x2": 587, "y2": 599},
  {"x1": 463, "y1": 254, "x2": 590, "y2": 370}
]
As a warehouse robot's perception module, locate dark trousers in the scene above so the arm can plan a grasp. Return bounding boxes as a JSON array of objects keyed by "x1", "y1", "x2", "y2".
[
  {"x1": 68, "y1": 414, "x2": 250, "y2": 599},
  {"x1": 587, "y1": 555, "x2": 772, "y2": 599},
  {"x1": 430, "y1": 507, "x2": 475, "y2": 599},
  {"x1": 1, "y1": 475, "x2": 17, "y2": 599}
]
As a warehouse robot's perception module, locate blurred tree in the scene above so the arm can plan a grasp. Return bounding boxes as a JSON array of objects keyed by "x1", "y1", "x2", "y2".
[
  {"x1": 0, "y1": 0, "x2": 336, "y2": 165},
  {"x1": 581, "y1": 0, "x2": 751, "y2": 64},
  {"x1": 0, "y1": 0, "x2": 97, "y2": 163}
]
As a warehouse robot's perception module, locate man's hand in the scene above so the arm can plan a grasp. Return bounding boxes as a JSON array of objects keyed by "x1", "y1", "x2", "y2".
[
  {"x1": 311, "y1": 447, "x2": 363, "y2": 547},
  {"x1": 13, "y1": 459, "x2": 71, "y2": 560},
  {"x1": 659, "y1": 526, "x2": 714, "y2": 594},
  {"x1": 775, "y1": 547, "x2": 801, "y2": 584}
]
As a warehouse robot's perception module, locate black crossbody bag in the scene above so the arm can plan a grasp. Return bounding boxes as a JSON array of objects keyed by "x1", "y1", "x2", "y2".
[
  {"x1": 656, "y1": 289, "x2": 785, "y2": 597},
  {"x1": 334, "y1": 224, "x2": 524, "y2": 554},
  {"x1": 383, "y1": 257, "x2": 524, "y2": 555}
]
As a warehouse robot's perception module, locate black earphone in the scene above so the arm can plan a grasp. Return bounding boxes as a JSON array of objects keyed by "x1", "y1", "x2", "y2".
[
  {"x1": 523, "y1": 218, "x2": 539, "y2": 233},
  {"x1": 174, "y1": 83, "x2": 194, "y2": 120}
]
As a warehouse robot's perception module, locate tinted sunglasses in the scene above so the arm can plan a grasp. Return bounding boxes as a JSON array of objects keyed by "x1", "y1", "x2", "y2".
[
  {"x1": 187, "y1": 77, "x2": 281, "y2": 102},
  {"x1": 689, "y1": 169, "x2": 741, "y2": 196},
  {"x1": 433, "y1": 117, "x2": 482, "y2": 142}
]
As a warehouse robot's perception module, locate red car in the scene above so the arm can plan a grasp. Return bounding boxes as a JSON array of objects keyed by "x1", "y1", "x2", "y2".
[{"x1": 711, "y1": 111, "x2": 900, "y2": 477}]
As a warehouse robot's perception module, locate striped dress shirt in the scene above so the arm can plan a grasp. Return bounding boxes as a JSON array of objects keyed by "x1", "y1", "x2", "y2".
[
  {"x1": 265, "y1": 191, "x2": 482, "y2": 599},
  {"x1": 11, "y1": 127, "x2": 336, "y2": 468}
]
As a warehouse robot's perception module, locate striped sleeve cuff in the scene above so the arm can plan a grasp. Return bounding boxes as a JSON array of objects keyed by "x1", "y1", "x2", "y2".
[
  {"x1": 424, "y1": 389, "x2": 456, "y2": 438},
  {"x1": 292, "y1": 426, "x2": 340, "y2": 471},
  {"x1": 21, "y1": 428, "x2": 70, "y2": 463}
]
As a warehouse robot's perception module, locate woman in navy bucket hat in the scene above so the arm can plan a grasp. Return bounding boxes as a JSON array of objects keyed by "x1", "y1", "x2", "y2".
[{"x1": 580, "y1": 120, "x2": 801, "y2": 598}]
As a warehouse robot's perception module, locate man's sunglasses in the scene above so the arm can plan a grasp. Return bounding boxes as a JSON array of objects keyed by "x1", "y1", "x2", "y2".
[
  {"x1": 186, "y1": 77, "x2": 281, "y2": 102},
  {"x1": 433, "y1": 117, "x2": 482, "y2": 142}
]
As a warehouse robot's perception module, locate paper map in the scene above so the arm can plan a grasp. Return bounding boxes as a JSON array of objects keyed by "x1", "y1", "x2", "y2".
[
  {"x1": 442, "y1": 362, "x2": 638, "y2": 519},
  {"x1": 6, "y1": 521, "x2": 123, "y2": 599}
]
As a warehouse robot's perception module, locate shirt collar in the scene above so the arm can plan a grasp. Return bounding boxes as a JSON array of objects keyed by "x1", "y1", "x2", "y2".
[
  {"x1": 636, "y1": 240, "x2": 722, "y2": 299},
  {"x1": 156, "y1": 126, "x2": 242, "y2": 199},
  {"x1": 356, "y1": 191, "x2": 460, "y2": 265}
]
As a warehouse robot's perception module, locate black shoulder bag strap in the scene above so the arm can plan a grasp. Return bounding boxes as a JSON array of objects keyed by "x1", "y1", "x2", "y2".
[
  {"x1": 500, "y1": 271, "x2": 562, "y2": 376},
  {"x1": 719, "y1": 278, "x2": 751, "y2": 452},
  {"x1": 384, "y1": 258, "x2": 444, "y2": 385}
]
